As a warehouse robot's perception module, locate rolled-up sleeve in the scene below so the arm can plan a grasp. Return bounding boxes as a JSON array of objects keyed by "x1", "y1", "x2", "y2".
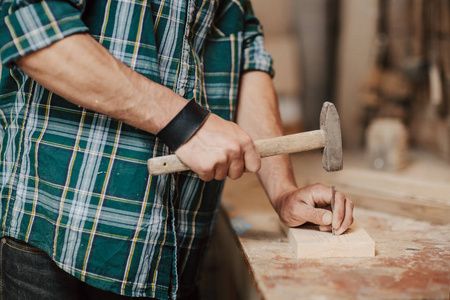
[
  {"x1": 241, "y1": 0, "x2": 274, "y2": 77},
  {"x1": 0, "y1": 0, "x2": 89, "y2": 68}
]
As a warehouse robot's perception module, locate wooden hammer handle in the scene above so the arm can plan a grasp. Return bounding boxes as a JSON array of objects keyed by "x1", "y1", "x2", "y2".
[{"x1": 147, "y1": 130, "x2": 326, "y2": 175}]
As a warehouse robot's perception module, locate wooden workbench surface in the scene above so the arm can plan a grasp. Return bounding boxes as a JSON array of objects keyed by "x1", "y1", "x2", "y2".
[{"x1": 220, "y1": 152, "x2": 450, "y2": 299}]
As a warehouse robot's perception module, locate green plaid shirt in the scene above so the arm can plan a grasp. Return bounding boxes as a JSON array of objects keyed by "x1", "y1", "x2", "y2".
[{"x1": 0, "y1": 0, "x2": 272, "y2": 298}]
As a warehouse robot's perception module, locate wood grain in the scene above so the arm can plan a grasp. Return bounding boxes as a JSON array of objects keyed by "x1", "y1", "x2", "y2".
[{"x1": 288, "y1": 223, "x2": 375, "y2": 258}]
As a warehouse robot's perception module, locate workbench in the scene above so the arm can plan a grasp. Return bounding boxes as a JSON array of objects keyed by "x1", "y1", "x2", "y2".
[{"x1": 201, "y1": 151, "x2": 450, "y2": 300}]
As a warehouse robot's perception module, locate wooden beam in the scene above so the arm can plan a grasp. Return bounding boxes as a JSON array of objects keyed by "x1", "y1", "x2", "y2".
[{"x1": 288, "y1": 223, "x2": 375, "y2": 258}]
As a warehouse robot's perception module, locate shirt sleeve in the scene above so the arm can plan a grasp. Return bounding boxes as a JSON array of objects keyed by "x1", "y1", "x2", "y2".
[
  {"x1": 241, "y1": 0, "x2": 274, "y2": 77},
  {"x1": 0, "y1": 0, "x2": 89, "y2": 68}
]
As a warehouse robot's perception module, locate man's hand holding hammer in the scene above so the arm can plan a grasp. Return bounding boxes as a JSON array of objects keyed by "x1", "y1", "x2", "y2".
[{"x1": 173, "y1": 70, "x2": 354, "y2": 236}]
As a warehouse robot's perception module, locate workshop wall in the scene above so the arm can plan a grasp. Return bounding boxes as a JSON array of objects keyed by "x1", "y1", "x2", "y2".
[
  {"x1": 254, "y1": 0, "x2": 450, "y2": 165},
  {"x1": 250, "y1": 0, "x2": 303, "y2": 133},
  {"x1": 337, "y1": 0, "x2": 450, "y2": 165}
]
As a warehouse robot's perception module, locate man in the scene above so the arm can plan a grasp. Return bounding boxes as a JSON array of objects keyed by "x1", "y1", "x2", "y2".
[{"x1": 0, "y1": 0, "x2": 353, "y2": 299}]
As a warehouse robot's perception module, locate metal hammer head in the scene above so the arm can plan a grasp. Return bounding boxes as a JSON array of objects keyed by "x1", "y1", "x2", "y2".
[{"x1": 320, "y1": 102, "x2": 343, "y2": 172}]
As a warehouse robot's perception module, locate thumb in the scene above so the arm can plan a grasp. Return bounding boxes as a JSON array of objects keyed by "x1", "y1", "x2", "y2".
[{"x1": 300, "y1": 204, "x2": 332, "y2": 226}]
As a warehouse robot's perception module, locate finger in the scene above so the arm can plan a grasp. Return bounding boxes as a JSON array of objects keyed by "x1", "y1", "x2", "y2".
[
  {"x1": 305, "y1": 183, "x2": 335, "y2": 208},
  {"x1": 198, "y1": 171, "x2": 214, "y2": 182},
  {"x1": 296, "y1": 204, "x2": 332, "y2": 226},
  {"x1": 335, "y1": 198, "x2": 354, "y2": 235},
  {"x1": 196, "y1": 160, "x2": 217, "y2": 182},
  {"x1": 319, "y1": 225, "x2": 332, "y2": 232},
  {"x1": 214, "y1": 161, "x2": 229, "y2": 181},
  {"x1": 332, "y1": 190, "x2": 346, "y2": 230},
  {"x1": 227, "y1": 158, "x2": 245, "y2": 180},
  {"x1": 242, "y1": 138, "x2": 261, "y2": 173}
]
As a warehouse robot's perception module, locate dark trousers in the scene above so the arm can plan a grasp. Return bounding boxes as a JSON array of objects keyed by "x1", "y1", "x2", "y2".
[{"x1": 0, "y1": 236, "x2": 153, "y2": 300}]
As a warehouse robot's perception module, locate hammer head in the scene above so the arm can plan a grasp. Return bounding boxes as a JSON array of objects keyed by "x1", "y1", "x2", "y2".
[{"x1": 320, "y1": 102, "x2": 343, "y2": 172}]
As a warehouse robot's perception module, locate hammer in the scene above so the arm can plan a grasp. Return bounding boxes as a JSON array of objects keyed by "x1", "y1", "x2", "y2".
[{"x1": 147, "y1": 102, "x2": 342, "y2": 175}]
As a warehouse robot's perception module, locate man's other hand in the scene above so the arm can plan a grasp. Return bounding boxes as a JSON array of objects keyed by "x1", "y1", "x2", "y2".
[
  {"x1": 274, "y1": 183, "x2": 354, "y2": 235},
  {"x1": 175, "y1": 114, "x2": 261, "y2": 181}
]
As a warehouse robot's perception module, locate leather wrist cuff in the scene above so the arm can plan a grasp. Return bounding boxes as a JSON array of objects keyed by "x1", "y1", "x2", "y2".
[{"x1": 157, "y1": 99, "x2": 211, "y2": 151}]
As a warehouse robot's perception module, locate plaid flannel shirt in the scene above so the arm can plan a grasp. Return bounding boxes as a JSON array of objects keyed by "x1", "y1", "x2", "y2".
[{"x1": 0, "y1": 0, "x2": 273, "y2": 298}]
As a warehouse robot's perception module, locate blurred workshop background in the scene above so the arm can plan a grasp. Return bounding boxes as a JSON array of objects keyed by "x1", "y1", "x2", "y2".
[
  {"x1": 200, "y1": 1, "x2": 450, "y2": 299},
  {"x1": 255, "y1": 0, "x2": 450, "y2": 168}
]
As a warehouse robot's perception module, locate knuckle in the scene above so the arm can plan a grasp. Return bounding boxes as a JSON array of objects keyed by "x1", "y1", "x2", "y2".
[
  {"x1": 198, "y1": 162, "x2": 215, "y2": 176},
  {"x1": 200, "y1": 173, "x2": 214, "y2": 182},
  {"x1": 199, "y1": 163, "x2": 212, "y2": 174},
  {"x1": 312, "y1": 182, "x2": 323, "y2": 189},
  {"x1": 279, "y1": 212, "x2": 295, "y2": 227},
  {"x1": 215, "y1": 174, "x2": 226, "y2": 181},
  {"x1": 217, "y1": 153, "x2": 228, "y2": 165},
  {"x1": 243, "y1": 134, "x2": 253, "y2": 145},
  {"x1": 240, "y1": 133, "x2": 253, "y2": 147},
  {"x1": 310, "y1": 210, "x2": 321, "y2": 223},
  {"x1": 228, "y1": 142, "x2": 242, "y2": 155}
]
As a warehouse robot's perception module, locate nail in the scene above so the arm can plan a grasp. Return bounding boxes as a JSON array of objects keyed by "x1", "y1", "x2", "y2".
[{"x1": 322, "y1": 211, "x2": 332, "y2": 225}]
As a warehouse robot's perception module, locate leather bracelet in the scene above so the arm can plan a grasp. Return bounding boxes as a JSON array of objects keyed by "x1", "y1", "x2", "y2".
[{"x1": 157, "y1": 99, "x2": 211, "y2": 151}]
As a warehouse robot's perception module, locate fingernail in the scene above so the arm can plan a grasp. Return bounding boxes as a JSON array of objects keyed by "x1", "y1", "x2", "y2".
[
  {"x1": 322, "y1": 212, "x2": 332, "y2": 225},
  {"x1": 336, "y1": 227, "x2": 347, "y2": 235},
  {"x1": 318, "y1": 225, "x2": 330, "y2": 232}
]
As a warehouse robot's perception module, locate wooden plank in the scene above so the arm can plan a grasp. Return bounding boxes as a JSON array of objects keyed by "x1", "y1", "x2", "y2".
[
  {"x1": 303, "y1": 170, "x2": 450, "y2": 225},
  {"x1": 288, "y1": 223, "x2": 375, "y2": 258},
  {"x1": 333, "y1": 186, "x2": 450, "y2": 226}
]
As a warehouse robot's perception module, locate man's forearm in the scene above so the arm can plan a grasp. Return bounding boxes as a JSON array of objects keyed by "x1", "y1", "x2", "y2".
[
  {"x1": 16, "y1": 33, "x2": 262, "y2": 181},
  {"x1": 16, "y1": 33, "x2": 187, "y2": 134},
  {"x1": 236, "y1": 71, "x2": 297, "y2": 204}
]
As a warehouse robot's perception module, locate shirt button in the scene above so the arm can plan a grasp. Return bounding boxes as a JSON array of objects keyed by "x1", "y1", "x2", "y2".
[
  {"x1": 179, "y1": 88, "x2": 185, "y2": 97},
  {"x1": 185, "y1": 27, "x2": 190, "y2": 37}
]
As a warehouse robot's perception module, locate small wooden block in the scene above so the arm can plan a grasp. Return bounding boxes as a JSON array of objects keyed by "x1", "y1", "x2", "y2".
[{"x1": 288, "y1": 223, "x2": 375, "y2": 258}]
